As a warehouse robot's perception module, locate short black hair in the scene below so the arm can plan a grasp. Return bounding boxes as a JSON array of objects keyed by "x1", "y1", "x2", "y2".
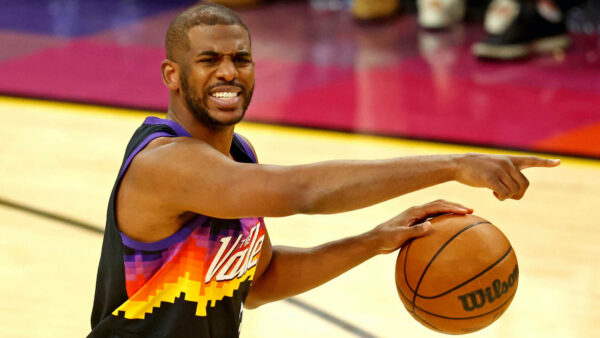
[{"x1": 166, "y1": 3, "x2": 250, "y2": 62}]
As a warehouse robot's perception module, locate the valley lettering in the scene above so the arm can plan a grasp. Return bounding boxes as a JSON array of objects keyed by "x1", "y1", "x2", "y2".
[{"x1": 205, "y1": 222, "x2": 264, "y2": 283}]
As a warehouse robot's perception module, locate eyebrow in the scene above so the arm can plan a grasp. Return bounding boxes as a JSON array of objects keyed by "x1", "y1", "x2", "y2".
[{"x1": 196, "y1": 51, "x2": 252, "y2": 57}]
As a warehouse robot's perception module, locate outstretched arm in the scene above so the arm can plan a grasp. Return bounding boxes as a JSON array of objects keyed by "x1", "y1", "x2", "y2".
[
  {"x1": 244, "y1": 200, "x2": 472, "y2": 309},
  {"x1": 129, "y1": 136, "x2": 560, "y2": 220}
]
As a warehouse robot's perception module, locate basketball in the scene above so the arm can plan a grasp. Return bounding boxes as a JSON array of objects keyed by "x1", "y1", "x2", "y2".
[{"x1": 395, "y1": 213, "x2": 518, "y2": 334}]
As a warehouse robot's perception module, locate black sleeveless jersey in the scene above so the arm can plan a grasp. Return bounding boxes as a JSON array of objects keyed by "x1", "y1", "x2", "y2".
[{"x1": 90, "y1": 117, "x2": 266, "y2": 338}]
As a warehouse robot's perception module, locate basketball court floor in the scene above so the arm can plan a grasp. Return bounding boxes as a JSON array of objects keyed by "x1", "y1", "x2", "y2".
[{"x1": 1, "y1": 1, "x2": 599, "y2": 337}]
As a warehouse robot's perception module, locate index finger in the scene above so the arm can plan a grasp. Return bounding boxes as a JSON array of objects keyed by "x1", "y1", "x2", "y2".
[
  {"x1": 411, "y1": 200, "x2": 473, "y2": 223},
  {"x1": 510, "y1": 156, "x2": 561, "y2": 170}
]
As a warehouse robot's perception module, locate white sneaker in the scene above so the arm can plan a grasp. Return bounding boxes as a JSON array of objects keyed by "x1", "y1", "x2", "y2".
[
  {"x1": 472, "y1": 0, "x2": 570, "y2": 60},
  {"x1": 483, "y1": 0, "x2": 521, "y2": 35},
  {"x1": 417, "y1": 0, "x2": 465, "y2": 29}
]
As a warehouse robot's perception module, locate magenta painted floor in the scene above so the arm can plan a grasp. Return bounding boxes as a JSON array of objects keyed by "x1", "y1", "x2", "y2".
[{"x1": 0, "y1": 1, "x2": 599, "y2": 157}]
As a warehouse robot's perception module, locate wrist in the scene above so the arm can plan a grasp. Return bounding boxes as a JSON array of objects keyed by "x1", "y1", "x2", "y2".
[
  {"x1": 442, "y1": 154, "x2": 461, "y2": 182},
  {"x1": 360, "y1": 229, "x2": 386, "y2": 256}
]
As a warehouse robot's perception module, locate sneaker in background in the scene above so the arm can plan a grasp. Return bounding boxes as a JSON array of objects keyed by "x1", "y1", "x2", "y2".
[
  {"x1": 417, "y1": 0, "x2": 466, "y2": 29},
  {"x1": 472, "y1": 0, "x2": 570, "y2": 60}
]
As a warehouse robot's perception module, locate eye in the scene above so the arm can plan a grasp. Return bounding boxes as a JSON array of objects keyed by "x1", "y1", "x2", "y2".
[
  {"x1": 234, "y1": 56, "x2": 252, "y2": 66},
  {"x1": 198, "y1": 56, "x2": 219, "y2": 65}
]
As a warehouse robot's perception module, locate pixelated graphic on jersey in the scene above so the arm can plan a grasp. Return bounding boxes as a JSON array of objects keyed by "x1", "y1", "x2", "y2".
[{"x1": 115, "y1": 217, "x2": 265, "y2": 319}]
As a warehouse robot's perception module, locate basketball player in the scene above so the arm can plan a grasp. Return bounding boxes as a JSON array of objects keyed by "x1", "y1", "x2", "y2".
[{"x1": 89, "y1": 4, "x2": 559, "y2": 337}]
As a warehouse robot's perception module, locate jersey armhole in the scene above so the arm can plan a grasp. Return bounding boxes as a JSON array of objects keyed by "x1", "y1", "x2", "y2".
[
  {"x1": 118, "y1": 131, "x2": 172, "y2": 179},
  {"x1": 234, "y1": 133, "x2": 258, "y2": 164}
]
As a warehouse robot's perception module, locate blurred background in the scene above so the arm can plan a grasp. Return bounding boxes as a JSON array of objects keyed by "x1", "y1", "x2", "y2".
[
  {"x1": 1, "y1": 0, "x2": 599, "y2": 157},
  {"x1": 1, "y1": 0, "x2": 599, "y2": 337}
]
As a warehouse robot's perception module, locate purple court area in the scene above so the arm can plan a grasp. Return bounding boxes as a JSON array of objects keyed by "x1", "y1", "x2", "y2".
[{"x1": 0, "y1": 0, "x2": 599, "y2": 158}]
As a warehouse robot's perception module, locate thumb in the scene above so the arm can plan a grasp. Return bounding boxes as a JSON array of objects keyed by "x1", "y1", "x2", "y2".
[{"x1": 407, "y1": 221, "x2": 431, "y2": 238}]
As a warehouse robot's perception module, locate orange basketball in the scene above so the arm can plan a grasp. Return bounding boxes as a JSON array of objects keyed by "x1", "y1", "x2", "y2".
[{"x1": 395, "y1": 214, "x2": 518, "y2": 334}]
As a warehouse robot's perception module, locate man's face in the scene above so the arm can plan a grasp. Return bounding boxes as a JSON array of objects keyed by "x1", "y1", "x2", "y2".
[{"x1": 179, "y1": 24, "x2": 254, "y2": 129}]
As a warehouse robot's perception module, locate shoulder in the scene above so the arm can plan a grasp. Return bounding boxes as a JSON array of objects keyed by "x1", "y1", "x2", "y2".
[
  {"x1": 130, "y1": 136, "x2": 230, "y2": 181},
  {"x1": 142, "y1": 136, "x2": 218, "y2": 158}
]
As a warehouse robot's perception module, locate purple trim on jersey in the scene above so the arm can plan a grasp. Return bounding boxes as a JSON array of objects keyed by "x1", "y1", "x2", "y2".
[
  {"x1": 123, "y1": 252, "x2": 163, "y2": 262},
  {"x1": 120, "y1": 215, "x2": 209, "y2": 251},
  {"x1": 234, "y1": 133, "x2": 257, "y2": 163},
  {"x1": 142, "y1": 117, "x2": 256, "y2": 163},
  {"x1": 118, "y1": 117, "x2": 190, "y2": 179},
  {"x1": 144, "y1": 116, "x2": 191, "y2": 137},
  {"x1": 118, "y1": 131, "x2": 172, "y2": 178}
]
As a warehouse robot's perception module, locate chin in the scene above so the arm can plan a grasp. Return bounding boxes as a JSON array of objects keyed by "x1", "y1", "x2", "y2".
[{"x1": 207, "y1": 110, "x2": 245, "y2": 128}]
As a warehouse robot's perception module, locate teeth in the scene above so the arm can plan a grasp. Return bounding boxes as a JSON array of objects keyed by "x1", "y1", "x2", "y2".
[{"x1": 212, "y1": 92, "x2": 238, "y2": 99}]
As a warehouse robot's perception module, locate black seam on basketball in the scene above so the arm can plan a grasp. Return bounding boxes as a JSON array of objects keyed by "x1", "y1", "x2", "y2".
[
  {"x1": 412, "y1": 311, "x2": 444, "y2": 332},
  {"x1": 410, "y1": 221, "x2": 490, "y2": 313},
  {"x1": 403, "y1": 239, "x2": 416, "y2": 293},
  {"x1": 399, "y1": 286, "x2": 445, "y2": 332},
  {"x1": 417, "y1": 246, "x2": 513, "y2": 299},
  {"x1": 412, "y1": 289, "x2": 517, "y2": 320},
  {"x1": 397, "y1": 284, "x2": 413, "y2": 304}
]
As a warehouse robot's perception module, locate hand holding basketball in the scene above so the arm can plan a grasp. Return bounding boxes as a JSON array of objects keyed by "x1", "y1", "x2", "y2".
[
  {"x1": 452, "y1": 153, "x2": 560, "y2": 201},
  {"x1": 371, "y1": 200, "x2": 473, "y2": 254}
]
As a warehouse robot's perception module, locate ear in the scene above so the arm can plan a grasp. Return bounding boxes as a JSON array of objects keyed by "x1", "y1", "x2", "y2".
[{"x1": 161, "y1": 59, "x2": 180, "y2": 91}]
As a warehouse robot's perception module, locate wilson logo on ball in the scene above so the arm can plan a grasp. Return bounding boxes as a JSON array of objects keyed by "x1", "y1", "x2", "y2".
[{"x1": 458, "y1": 264, "x2": 519, "y2": 311}]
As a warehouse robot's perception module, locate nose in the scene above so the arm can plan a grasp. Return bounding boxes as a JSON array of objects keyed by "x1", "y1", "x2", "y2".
[{"x1": 216, "y1": 57, "x2": 238, "y2": 82}]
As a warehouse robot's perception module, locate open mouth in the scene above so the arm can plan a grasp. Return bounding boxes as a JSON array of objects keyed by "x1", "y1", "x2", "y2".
[
  {"x1": 210, "y1": 91, "x2": 241, "y2": 100},
  {"x1": 208, "y1": 86, "x2": 243, "y2": 108}
]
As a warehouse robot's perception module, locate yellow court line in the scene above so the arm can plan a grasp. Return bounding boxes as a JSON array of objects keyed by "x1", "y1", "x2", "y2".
[
  {"x1": 0, "y1": 95, "x2": 160, "y2": 119},
  {"x1": 3, "y1": 95, "x2": 599, "y2": 168}
]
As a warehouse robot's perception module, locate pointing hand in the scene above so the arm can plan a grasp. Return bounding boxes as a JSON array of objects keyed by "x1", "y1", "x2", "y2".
[{"x1": 452, "y1": 153, "x2": 560, "y2": 201}]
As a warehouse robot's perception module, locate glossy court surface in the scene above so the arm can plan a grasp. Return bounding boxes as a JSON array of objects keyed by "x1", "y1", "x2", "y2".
[{"x1": 1, "y1": 97, "x2": 599, "y2": 338}]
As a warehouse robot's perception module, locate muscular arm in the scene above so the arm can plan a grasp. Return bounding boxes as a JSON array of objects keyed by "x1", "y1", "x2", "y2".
[
  {"x1": 245, "y1": 200, "x2": 472, "y2": 309},
  {"x1": 128, "y1": 136, "x2": 559, "y2": 220},
  {"x1": 244, "y1": 231, "x2": 379, "y2": 309}
]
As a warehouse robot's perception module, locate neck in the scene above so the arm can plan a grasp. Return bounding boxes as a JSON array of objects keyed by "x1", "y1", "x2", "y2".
[{"x1": 166, "y1": 100, "x2": 235, "y2": 157}]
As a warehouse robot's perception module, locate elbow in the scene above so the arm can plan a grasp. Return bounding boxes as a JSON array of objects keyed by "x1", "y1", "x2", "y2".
[
  {"x1": 292, "y1": 188, "x2": 330, "y2": 215},
  {"x1": 291, "y1": 189, "x2": 320, "y2": 215},
  {"x1": 244, "y1": 293, "x2": 270, "y2": 310},
  {"x1": 287, "y1": 175, "x2": 323, "y2": 215},
  {"x1": 262, "y1": 165, "x2": 321, "y2": 216},
  {"x1": 283, "y1": 167, "x2": 339, "y2": 215},
  {"x1": 243, "y1": 299, "x2": 262, "y2": 310},
  {"x1": 273, "y1": 177, "x2": 318, "y2": 216},
  {"x1": 294, "y1": 193, "x2": 317, "y2": 215}
]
